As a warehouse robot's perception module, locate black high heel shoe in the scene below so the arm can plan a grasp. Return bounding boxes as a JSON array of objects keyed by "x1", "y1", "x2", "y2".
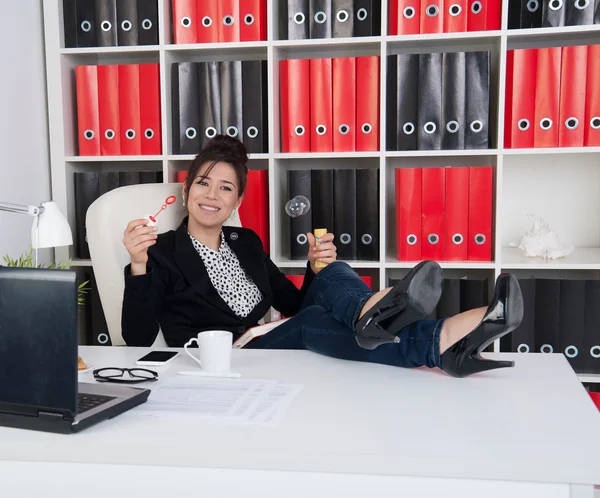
[
  {"x1": 354, "y1": 260, "x2": 444, "y2": 350},
  {"x1": 441, "y1": 273, "x2": 524, "y2": 378}
]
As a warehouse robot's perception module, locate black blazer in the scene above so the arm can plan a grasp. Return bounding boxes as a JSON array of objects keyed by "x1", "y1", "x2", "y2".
[{"x1": 121, "y1": 218, "x2": 315, "y2": 347}]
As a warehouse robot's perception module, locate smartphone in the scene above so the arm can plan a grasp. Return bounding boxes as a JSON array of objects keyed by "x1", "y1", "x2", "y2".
[{"x1": 136, "y1": 351, "x2": 179, "y2": 366}]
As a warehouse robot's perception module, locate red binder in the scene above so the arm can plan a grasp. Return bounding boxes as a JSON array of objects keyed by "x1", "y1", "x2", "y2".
[
  {"x1": 310, "y1": 58, "x2": 333, "y2": 152},
  {"x1": 356, "y1": 56, "x2": 380, "y2": 151},
  {"x1": 467, "y1": 0, "x2": 485, "y2": 31},
  {"x1": 421, "y1": 167, "x2": 445, "y2": 261},
  {"x1": 139, "y1": 63, "x2": 161, "y2": 155},
  {"x1": 239, "y1": 169, "x2": 269, "y2": 253},
  {"x1": 584, "y1": 43, "x2": 600, "y2": 147},
  {"x1": 486, "y1": 0, "x2": 501, "y2": 30},
  {"x1": 75, "y1": 65, "x2": 100, "y2": 156},
  {"x1": 389, "y1": 0, "x2": 421, "y2": 35},
  {"x1": 444, "y1": 0, "x2": 468, "y2": 32},
  {"x1": 217, "y1": 0, "x2": 240, "y2": 42},
  {"x1": 395, "y1": 168, "x2": 422, "y2": 261},
  {"x1": 287, "y1": 274, "x2": 372, "y2": 290},
  {"x1": 177, "y1": 171, "x2": 189, "y2": 183},
  {"x1": 333, "y1": 57, "x2": 356, "y2": 152},
  {"x1": 504, "y1": 49, "x2": 537, "y2": 149},
  {"x1": 240, "y1": 0, "x2": 266, "y2": 41},
  {"x1": 534, "y1": 47, "x2": 561, "y2": 148},
  {"x1": 420, "y1": 0, "x2": 443, "y2": 33},
  {"x1": 118, "y1": 64, "x2": 142, "y2": 155},
  {"x1": 279, "y1": 59, "x2": 310, "y2": 153},
  {"x1": 559, "y1": 45, "x2": 587, "y2": 148},
  {"x1": 97, "y1": 65, "x2": 121, "y2": 156},
  {"x1": 172, "y1": 0, "x2": 197, "y2": 44},
  {"x1": 196, "y1": 0, "x2": 219, "y2": 43},
  {"x1": 444, "y1": 167, "x2": 469, "y2": 261},
  {"x1": 468, "y1": 166, "x2": 493, "y2": 261}
]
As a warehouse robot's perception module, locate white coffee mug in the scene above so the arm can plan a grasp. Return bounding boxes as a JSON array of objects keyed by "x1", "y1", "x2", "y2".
[{"x1": 183, "y1": 330, "x2": 233, "y2": 373}]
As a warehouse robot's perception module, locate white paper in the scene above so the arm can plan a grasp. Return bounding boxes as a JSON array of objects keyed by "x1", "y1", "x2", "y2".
[{"x1": 136, "y1": 377, "x2": 303, "y2": 426}]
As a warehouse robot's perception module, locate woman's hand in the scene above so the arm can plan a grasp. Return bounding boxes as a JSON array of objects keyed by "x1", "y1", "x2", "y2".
[
  {"x1": 123, "y1": 219, "x2": 158, "y2": 275},
  {"x1": 306, "y1": 232, "x2": 337, "y2": 274}
]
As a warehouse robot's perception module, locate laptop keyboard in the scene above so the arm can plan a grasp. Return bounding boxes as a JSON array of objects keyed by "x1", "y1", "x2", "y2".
[{"x1": 77, "y1": 393, "x2": 116, "y2": 415}]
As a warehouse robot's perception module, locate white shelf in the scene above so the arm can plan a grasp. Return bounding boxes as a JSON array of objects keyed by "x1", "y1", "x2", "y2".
[
  {"x1": 579, "y1": 374, "x2": 600, "y2": 384},
  {"x1": 506, "y1": 24, "x2": 600, "y2": 47},
  {"x1": 66, "y1": 155, "x2": 163, "y2": 162},
  {"x1": 275, "y1": 260, "x2": 380, "y2": 269},
  {"x1": 385, "y1": 259, "x2": 497, "y2": 270},
  {"x1": 386, "y1": 149, "x2": 498, "y2": 157},
  {"x1": 274, "y1": 36, "x2": 381, "y2": 48},
  {"x1": 385, "y1": 30, "x2": 501, "y2": 45},
  {"x1": 503, "y1": 147, "x2": 600, "y2": 156},
  {"x1": 60, "y1": 45, "x2": 160, "y2": 55},
  {"x1": 274, "y1": 152, "x2": 381, "y2": 160},
  {"x1": 501, "y1": 247, "x2": 600, "y2": 270},
  {"x1": 165, "y1": 41, "x2": 268, "y2": 51},
  {"x1": 69, "y1": 259, "x2": 93, "y2": 268}
]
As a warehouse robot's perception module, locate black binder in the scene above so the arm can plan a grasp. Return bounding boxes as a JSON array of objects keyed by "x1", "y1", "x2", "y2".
[
  {"x1": 98, "y1": 171, "x2": 120, "y2": 195},
  {"x1": 310, "y1": 0, "x2": 333, "y2": 38},
  {"x1": 386, "y1": 55, "x2": 398, "y2": 150},
  {"x1": 137, "y1": 0, "x2": 159, "y2": 45},
  {"x1": 353, "y1": 0, "x2": 381, "y2": 36},
  {"x1": 460, "y1": 277, "x2": 489, "y2": 311},
  {"x1": 465, "y1": 51, "x2": 490, "y2": 149},
  {"x1": 394, "y1": 53, "x2": 419, "y2": 150},
  {"x1": 95, "y1": 0, "x2": 118, "y2": 46},
  {"x1": 311, "y1": 169, "x2": 335, "y2": 232},
  {"x1": 595, "y1": 0, "x2": 600, "y2": 23},
  {"x1": 74, "y1": 172, "x2": 99, "y2": 259},
  {"x1": 584, "y1": 280, "x2": 600, "y2": 374},
  {"x1": 566, "y1": 0, "x2": 594, "y2": 25},
  {"x1": 117, "y1": 0, "x2": 138, "y2": 46},
  {"x1": 171, "y1": 62, "x2": 201, "y2": 154},
  {"x1": 242, "y1": 60, "x2": 268, "y2": 154},
  {"x1": 501, "y1": 278, "x2": 536, "y2": 354},
  {"x1": 282, "y1": 0, "x2": 310, "y2": 39},
  {"x1": 333, "y1": 169, "x2": 357, "y2": 260},
  {"x1": 289, "y1": 170, "x2": 313, "y2": 259},
  {"x1": 417, "y1": 52, "x2": 443, "y2": 150},
  {"x1": 355, "y1": 168, "x2": 379, "y2": 261},
  {"x1": 437, "y1": 279, "x2": 461, "y2": 319},
  {"x1": 535, "y1": 278, "x2": 561, "y2": 354},
  {"x1": 75, "y1": 0, "x2": 97, "y2": 47},
  {"x1": 442, "y1": 51, "x2": 466, "y2": 150},
  {"x1": 140, "y1": 170, "x2": 159, "y2": 184},
  {"x1": 559, "y1": 279, "x2": 586, "y2": 372},
  {"x1": 332, "y1": 0, "x2": 354, "y2": 37},
  {"x1": 517, "y1": 0, "x2": 544, "y2": 28},
  {"x1": 542, "y1": 0, "x2": 566, "y2": 27},
  {"x1": 62, "y1": 0, "x2": 78, "y2": 48},
  {"x1": 119, "y1": 171, "x2": 141, "y2": 186},
  {"x1": 220, "y1": 60, "x2": 243, "y2": 141},
  {"x1": 198, "y1": 61, "x2": 222, "y2": 148}
]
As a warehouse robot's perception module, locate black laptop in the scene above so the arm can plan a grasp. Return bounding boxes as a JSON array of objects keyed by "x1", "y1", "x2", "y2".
[{"x1": 0, "y1": 266, "x2": 150, "y2": 434}]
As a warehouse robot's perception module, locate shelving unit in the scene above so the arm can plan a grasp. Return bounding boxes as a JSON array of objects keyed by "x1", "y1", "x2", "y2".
[{"x1": 41, "y1": 0, "x2": 600, "y2": 382}]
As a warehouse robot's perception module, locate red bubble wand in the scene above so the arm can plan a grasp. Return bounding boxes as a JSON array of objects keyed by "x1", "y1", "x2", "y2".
[{"x1": 147, "y1": 195, "x2": 177, "y2": 223}]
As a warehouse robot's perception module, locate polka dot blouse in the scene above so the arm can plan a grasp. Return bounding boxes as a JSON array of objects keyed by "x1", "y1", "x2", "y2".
[{"x1": 189, "y1": 232, "x2": 263, "y2": 318}]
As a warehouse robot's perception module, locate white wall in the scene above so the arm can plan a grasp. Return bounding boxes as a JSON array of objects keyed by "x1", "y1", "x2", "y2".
[{"x1": 0, "y1": 0, "x2": 52, "y2": 264}]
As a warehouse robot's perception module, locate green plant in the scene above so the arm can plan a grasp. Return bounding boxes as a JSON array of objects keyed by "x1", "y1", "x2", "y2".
[{"x1": 3, "y1": 248, "x2": 91, "y2": 308}]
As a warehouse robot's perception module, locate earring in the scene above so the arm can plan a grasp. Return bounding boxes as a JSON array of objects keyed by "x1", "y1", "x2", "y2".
[{"x1": 182, "y1": 198, "x2": 186, "y2": 207}]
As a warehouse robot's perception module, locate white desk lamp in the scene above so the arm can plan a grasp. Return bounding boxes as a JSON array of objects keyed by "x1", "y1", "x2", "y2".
[{"x1": 0, "y1": 200, "x2": 73, "y2": 266}]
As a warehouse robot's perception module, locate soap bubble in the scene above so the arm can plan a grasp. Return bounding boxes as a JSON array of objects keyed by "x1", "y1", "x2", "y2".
[{"x1": 285, "y1": 195, "x2": 311, "y2": 218}]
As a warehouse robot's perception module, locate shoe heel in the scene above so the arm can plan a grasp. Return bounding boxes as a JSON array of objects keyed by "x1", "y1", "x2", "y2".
[{"x1": 445, "y1": 355, "x2": 515, "y2": 378}]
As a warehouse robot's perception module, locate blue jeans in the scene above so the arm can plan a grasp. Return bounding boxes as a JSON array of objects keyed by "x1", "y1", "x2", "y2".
[{"x1": 247, "y1": 261, "x2": 444, "y2": 370}]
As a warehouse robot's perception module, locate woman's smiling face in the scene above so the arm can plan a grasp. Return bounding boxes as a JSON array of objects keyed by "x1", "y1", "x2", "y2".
[{"x1": 184, "y1": 161, "x2": 242, "y2": 231}]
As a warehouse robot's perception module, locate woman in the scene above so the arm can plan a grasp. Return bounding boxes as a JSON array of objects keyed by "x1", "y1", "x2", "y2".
[{"x1": 122, "y1": 135, "x2": 524, "y2": 378}]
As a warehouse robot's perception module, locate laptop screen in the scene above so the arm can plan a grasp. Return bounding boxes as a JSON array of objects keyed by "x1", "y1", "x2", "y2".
[{"x1": 0, "y1": 267, "x2": 78, "y2": 416}]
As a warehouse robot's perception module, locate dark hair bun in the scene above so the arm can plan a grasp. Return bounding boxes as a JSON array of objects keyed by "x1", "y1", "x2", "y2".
[{"x1": 205, "y1": 134, "x2": 248, "y2": 164}]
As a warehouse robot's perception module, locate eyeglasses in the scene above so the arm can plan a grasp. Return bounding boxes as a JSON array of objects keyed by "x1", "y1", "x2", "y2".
[{"x1": 93, "y1": 367, "x2": 158, "y2": 384}]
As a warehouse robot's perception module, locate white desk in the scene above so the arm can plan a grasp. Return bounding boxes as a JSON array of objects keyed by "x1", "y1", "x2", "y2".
[{"x1": 1, "y1": 347, "x2": 599, "y2": 498}]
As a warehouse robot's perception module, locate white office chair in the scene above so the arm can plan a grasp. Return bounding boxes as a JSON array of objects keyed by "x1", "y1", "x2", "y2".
[{"x1": 85, "y1": 183, "x2": 241, "y2": 346}]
